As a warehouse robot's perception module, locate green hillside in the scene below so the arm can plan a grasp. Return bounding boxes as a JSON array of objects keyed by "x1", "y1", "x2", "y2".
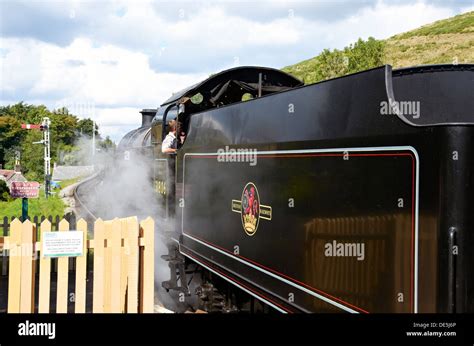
[{"x1": 283, "y1": 11, "x2": 474, "y2": 84}]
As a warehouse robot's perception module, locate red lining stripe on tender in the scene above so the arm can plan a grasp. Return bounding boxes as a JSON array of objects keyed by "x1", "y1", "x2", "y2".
[
  {"x1": 186, "y1": 232, "x2": 368, "y2": 314},
  {"x1": 187, "y1": 153, "x2": 414, "y2": 159},
  {"x1": 182, "y1": 249, "x2": 294, "y2": 313},
  {"x1": 411, "y1": 155, "x2": 415, "y2": 312},
  {"x1": 185, "y1": 151, "x2": 416, "y2": 313}
]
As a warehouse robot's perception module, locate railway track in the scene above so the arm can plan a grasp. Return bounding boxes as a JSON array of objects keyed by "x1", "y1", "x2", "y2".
[{"x1": 73, "y1": 171, "x2": 103, "y2": 222}]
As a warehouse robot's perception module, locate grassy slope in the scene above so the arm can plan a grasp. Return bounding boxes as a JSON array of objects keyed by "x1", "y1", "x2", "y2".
[
  {"x1": 385, "y1": 11, "x2": 474, "y2": 67},
  {"x1": 283, "y1": 11, "x2": 474, "y2": 82}
]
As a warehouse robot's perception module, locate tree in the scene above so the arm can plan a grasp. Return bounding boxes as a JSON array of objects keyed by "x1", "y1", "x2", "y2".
[
  {"x1": 283, "y1": 36, "x2": 385, "y2": 84},
  {"x1": 77, "y1": 118, "x2": 99, "y2": 138},
  {"x1": 0, "y1": 180, "x2": 11, "y2": 201},
  {"x1": 0, "y1": 116, "x2": 23, "y2": 168},
  {"x1": 49, "y1": 112, "x2": 79, "y2": 146},
  {"x1": 21, "y1": 130, "x2": 44, "y2": 181},
  {"x1": 0, "y1": 102, "x2": 108, "y2": 179},
  {"x1": 317, "y1": 37, "x2": 385, "y2": 80},
  {"x1": 98, "y1": 136, "x2": 116, "y2": 151},
  {"x1": 345, "y1": 37, "x2": 385, "y2": 73},
  {"x1": 318, "y1": 48, "x2": 349, "y2": 80}
]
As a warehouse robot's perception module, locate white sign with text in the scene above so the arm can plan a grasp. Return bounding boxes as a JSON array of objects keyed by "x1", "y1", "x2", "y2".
[{"x1": 42, "y1": 231, "x2": 84, "y2": 258}]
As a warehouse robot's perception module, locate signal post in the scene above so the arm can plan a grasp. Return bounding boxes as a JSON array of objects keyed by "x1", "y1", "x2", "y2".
[{"x1": 21, "y1": 117, "x2": 52, "y2": 198}]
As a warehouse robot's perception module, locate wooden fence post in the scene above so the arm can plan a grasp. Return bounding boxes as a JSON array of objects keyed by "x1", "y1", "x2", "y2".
[
  {"x1": 33, "y1": 216, "x2": 40, "y2": 275},
  {"x1": 103, "y1": 220, "x2": 112, "y2": 312},
  {"x1": 1, "y1": 216, "x2": 8, "y2": 235},
  {"x1": 92, "y1": 219, "x2": 105, "y2": 313},
  {"x1": 47, "y1": 216, "x2": 56, "y2": 274},
  {"x1": 139, "y1": 217, "x2": 154, "y2": 313},
  {"x1": 38, "y1": 219, "x2": 52, "y2": 313},
  {"x1": 19, "y1": 220, "x2": 35, "y2": 313},
  {"x1": 56, "y1": 219, "x2": 69, "y2": 313},
  {"x1": 120, "y1": 218, "x2": 128, "y2": 312},
  {"x1": 7, "y1": 219, "x2": 22, "y2": 312},
  {"x1": 109, "y1": 218, "x2": 122, "y2": 313},
  {"x1": 66, "y1": 214, "x2": 77, "y2": 272},
  {"x1": 1, "y1": 216, "x2": 9, "y2": 276},
  {"x1": 75, "y1": 219, "x2": 88, "y2": 313},
  {"x1": 126, "y1": 217, "x2": 139, "y2": 313},
  {"x1": 33, "y1": 216, "x2": 39, "y2": 232}
]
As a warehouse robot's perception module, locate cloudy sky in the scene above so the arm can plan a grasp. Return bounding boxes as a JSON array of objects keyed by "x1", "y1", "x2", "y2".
[{"x1": 1, "y1": 0, "x2": 472, "y2": 142}]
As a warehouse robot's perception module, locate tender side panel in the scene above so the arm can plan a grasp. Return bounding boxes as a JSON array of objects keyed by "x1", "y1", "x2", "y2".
[{"x1": 180, "y1": 147, "x2": 418, "y2": 313}]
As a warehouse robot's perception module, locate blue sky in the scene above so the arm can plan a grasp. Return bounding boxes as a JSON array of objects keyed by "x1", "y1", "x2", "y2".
[{"x1": 1, "y1": 0, "x2": 473, "y2": 142}]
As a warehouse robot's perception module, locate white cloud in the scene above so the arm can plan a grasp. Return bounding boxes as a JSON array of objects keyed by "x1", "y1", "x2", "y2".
[
  {"x1": 460, "y1": 5, "x2": 474, "y2": 13},
  {"x1": 1, "y1": 0, "x2": 469, "y2": 143},
  {"x1": 1, "y1": 37, "x2": 207, "y2": 142},
  {"x1": 94, "y1": 107, "x2": 142, "y2": 126},
  {"x1": 24, "y1": 37, "x2": 206, "y2": 105},
  {"x1": 95, "y1": 107, "x2": 145, "y2": 142},
  {"x1": 83, "y1": 0, "x2": 458, "y2": 71},
  {"x1": 0, "y1": 38, "x2": 42, "y2": 92},
  {"x1": 337, "y1": 1, "x2": 454, "y2": 41}
]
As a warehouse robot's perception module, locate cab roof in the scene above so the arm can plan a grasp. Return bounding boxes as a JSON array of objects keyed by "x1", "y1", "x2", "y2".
[{"x1": 160, "y1": 66, "x2": 303, "y2": 107}]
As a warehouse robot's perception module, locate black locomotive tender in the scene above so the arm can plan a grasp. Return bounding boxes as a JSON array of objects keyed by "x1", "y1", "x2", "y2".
[{"x1": 118, "y1": 64, "x2": 474, "y2": 313}]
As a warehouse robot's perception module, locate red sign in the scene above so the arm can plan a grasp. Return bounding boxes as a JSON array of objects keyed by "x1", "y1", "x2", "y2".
[{"x1": 10, "y1": 182, "x2": 40, "y2": 198}]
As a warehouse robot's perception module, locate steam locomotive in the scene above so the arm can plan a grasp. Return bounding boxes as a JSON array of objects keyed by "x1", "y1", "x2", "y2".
[{"x1": 118, "y1": 64, "x2": 474, "y2": 313}]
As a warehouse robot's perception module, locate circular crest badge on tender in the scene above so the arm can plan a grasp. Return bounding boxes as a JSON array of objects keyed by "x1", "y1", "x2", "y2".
[
  {"x1": 231, "y1": 182, "x2": 272, "y2": 236},
  {"x1": 240, "y1": 182, "x2": 260, "y2": 236}
]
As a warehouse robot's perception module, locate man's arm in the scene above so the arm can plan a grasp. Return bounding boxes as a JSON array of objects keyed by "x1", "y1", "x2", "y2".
[{"x1": 162, "y1": 147, "x2": 177, "y2": 154}]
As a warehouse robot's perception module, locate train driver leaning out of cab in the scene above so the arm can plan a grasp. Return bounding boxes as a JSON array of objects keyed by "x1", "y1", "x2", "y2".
[{"x1": 162, "y1": 120, "x2": 178, "y2": 154}]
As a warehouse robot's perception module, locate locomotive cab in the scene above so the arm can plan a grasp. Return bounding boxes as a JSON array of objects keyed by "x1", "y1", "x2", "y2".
[{"x1": 151, "y1": 66, "x2": 303, "y2": 221}]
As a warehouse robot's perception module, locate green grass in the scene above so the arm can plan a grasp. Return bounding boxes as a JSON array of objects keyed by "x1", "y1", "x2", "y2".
[
  {"x1": 57, "y1": 177, "x2": 81, "y2": 189},
  {"x1": 0, "y1": 177, "x2": 81, "y2": 220},
  {"x1": 394, "y1": 11, "x2": 474, "y2": 39},
  {"x1": 0, "y1": 188, "x2": 66, "y2": 219}
]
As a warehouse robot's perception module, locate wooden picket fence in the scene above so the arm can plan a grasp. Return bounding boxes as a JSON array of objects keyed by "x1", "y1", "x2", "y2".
[
  {"x1": 0, "y1": 216, "x2": 154, "y2": 313},
  {"x1": 1, "y1": 214, "x2": 77, "y2": 236},
  {"x1": 0, "y1": 214, "x2": 78, "y2": 276}
]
